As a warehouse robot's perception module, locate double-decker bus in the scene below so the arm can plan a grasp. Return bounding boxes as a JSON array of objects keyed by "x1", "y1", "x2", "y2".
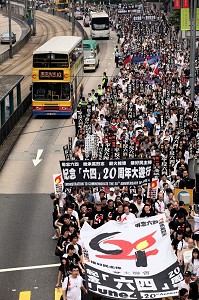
[
  {"x1": 83, "y1": 40, "x2": 100, "y2": 71},
  {"x1": 90, "y1": 11, "x2": 110, "y2": 39},
  {"x1": 32, "y1": 36, "x2": 83, "y2": 116},
  {"x1": 55, "y1": 0, "x2": 69, "y2": 13}
]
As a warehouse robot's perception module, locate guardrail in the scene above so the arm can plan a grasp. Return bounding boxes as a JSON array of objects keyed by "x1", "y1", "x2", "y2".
[
  {"x1": 0, "y1": 93, "x2": 32, "y2": 147},
  {"x1": 0, "y1": 7, "x2": 31, "y2": 64},
  {"x1": 45, "y1": 8, "x2": 89, "y2": 40}
]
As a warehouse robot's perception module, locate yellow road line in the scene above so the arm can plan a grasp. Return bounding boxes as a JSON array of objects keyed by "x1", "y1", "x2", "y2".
[
  {"x1": 19, "y1": 291, "x2": 31, "y2": 300},
  {"x1": 55, "y1": 288, "x2": 62, "y2": 300}
]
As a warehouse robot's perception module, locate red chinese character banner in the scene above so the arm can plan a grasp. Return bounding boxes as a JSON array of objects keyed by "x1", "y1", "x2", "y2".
[
  {"x1": 174, "y1": 0, "x2": 181, "y2": 9},
  {"x1": 183, "y1": 0, "x2": 189, "y2": 8}
]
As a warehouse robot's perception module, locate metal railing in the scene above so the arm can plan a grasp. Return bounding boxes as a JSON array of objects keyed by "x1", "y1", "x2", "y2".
[{"x1": 0, "y1": 92, "x2": 31, "y2": 146}]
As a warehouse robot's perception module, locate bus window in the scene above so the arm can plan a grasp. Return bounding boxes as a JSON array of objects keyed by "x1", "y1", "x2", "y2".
[
  {"x1": 33, "y1": 82, "x2": 70, "y2": 100},
  {"x1": 33, "y1": 54, "x2": 69, "y2": 68},
  {"x1": 70, "y1": 42, "x2": 83, "y2": 67}
]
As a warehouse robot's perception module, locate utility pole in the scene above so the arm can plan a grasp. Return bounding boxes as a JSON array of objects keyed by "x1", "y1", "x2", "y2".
[
  {"x1": 190, "y1": 0, "x2": 197, "y2": 104},
  {"x1": 8, "y1": 0, "x2": 13, "y2": 58},
  {"x1": 71, "y1": 0, "x2": 75, "y2": 35},
  {"x1": 31, "y1": 0, "x2": 36, "y2": 35}
]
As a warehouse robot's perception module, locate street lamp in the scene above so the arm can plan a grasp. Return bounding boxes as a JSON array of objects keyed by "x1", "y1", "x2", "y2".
[{"x1": 8, "y1": 0, "x2": 13, "y2": 58}]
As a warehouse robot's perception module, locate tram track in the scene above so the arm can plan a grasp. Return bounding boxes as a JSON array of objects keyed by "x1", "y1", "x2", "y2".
[{"x1": 0, "y1": 10, "x2": 81, "y2": 103}]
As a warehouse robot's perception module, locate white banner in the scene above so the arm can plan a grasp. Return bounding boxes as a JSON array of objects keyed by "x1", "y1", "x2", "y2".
[
  {"x1": 53, "y1": 174, "x2": 63, "y2": 194},
  {"x1": 147, "y1": 178, "x2": 159, "y2": 200},
  {"x1": 81, "y1": 215, "x2": 182, "y2": 299}
]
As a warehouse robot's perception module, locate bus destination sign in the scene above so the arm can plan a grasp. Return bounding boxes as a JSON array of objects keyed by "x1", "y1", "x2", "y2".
[{"x1": 39, "y1": 70, "x2": 64, "y2": 80}]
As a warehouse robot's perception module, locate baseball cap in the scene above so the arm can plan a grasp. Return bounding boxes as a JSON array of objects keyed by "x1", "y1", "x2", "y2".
[
  {"x1": 123, "y1": 126, "x2": 127, "y2": 130},
  {"x1": 123, "y1": 197, "x2": 130, "y2": 202},
  {"x1": 184, "y1": 271, "x2": 191, "y2": 276},
  {"x1": 110, "y1": 187, "x2": 115, "y2": 192}
]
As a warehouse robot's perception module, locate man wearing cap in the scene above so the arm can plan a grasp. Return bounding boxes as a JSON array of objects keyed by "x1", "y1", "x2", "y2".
[
  {"x1": 120, "y1": 126, "x2": 129, "y2": 141},
  {"x1": 107, "y1": 188, "x2": 116, "y2": 201},
  {"x1": 90, "y1": 201, "x2": 105, "y2": 229},
  {"x1": 123, "y1": 197, "x2": 138, "y2": 215},
  {"x1": 159, "y1": 174, "x2": 174, "y2": 191}
]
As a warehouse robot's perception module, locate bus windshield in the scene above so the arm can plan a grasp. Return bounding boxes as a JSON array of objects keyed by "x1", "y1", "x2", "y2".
[
  {"x1": 33, "y1": 53, "x2": 69, "y2": 68},
  {"x1": 33, "y1": 82, "x2": 70, "y2": 100},
  {"x1": 91, "y1": 17, "x2": 109, "y2": 30}
]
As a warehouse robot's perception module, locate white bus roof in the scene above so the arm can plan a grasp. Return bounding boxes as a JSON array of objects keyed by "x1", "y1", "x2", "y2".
[
  {"x1": 90, "y1": 11, "x2": 109, "y2": 18},
  {"x1": 33, "y1": 36, "x2": 82, "y2": 55}
]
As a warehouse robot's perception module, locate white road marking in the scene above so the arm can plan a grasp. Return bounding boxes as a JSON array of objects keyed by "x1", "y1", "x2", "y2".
[
  {"x1": 12, "y1": 289, "x2": 16, "y2": 292},
  {"x1": 0, "y1": 263, "x2": 59, "y2": 273},
  {"x1": 32, "y1": 149, "x2": 44, "y2": 166}
]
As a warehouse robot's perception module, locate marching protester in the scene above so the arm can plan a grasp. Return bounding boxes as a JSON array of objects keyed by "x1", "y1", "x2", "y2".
[{"x1": 52, "y1": 3, "x2": 199, "y2": 299}]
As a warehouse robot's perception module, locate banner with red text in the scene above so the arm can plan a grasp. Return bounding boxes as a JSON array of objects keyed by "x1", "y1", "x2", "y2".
[{"x1": 81, "y1": 215, "x2": 182, "y2": 299}]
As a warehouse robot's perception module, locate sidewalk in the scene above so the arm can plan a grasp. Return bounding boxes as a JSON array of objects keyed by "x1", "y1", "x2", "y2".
[{"x1": 0, "y1": 13, "x2": 22, "y2": 55}]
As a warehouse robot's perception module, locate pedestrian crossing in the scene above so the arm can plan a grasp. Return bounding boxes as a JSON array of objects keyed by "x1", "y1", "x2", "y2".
[{"x1": 18, "y1": 288, "x2": 62, "y2": 299}]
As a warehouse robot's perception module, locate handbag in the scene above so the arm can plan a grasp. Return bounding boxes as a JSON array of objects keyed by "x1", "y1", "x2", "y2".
[{"x1": 55, "y1": 236, "x2": 63, "y2": 256}]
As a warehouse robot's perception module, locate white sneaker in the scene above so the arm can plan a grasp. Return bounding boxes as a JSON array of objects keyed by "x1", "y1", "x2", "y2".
[{"x1": 52, "y1": 235, "x2": 58, "y2": 240}]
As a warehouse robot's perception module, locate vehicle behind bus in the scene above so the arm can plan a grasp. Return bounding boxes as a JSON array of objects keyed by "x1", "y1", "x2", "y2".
[
  {"x1": 90, "y1": 11, "x2": 110, "y2": 39},
  {"x1": 55, "y1": 0, "x2": 69, "y2": 13},
  {"x1": 83, "y1": 40, "x2": 100, "y2": 71},
  {"x1": 32, "y1": 36, "x2": 83, "y2": 116}
]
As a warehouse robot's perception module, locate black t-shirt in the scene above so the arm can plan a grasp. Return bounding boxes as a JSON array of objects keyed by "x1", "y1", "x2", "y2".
[
  {"x1": 90, "y1": 210, "x2": 105, "y2": 229},
  {"x1": 172, "y1": 238, "x2": 182, "y2": 253},
  {"x1": 78, "y1": 211, "x2": 91, "y2": 227},
  {"x1": 170, "y1": 207, "x2": 188, "y2": 218},
  {"x1": 104, "y1": 207, "x2": 115, "y2": 221},
  {"x1": 53, "y1": 199, "x2": 59, "y2": 219},
  {"x1": 112, "y1": 211, "x2": 123, "y2": 222},
  {"x1": 140, "y1": 210, "x2": 155, "y2": 218},
  {"x1": 57, "y1": 236, "x2": 70, "y2": 249},
  {"x1": 169, "y1": 220, "x2": 192, "y2": 234},
  {"x1": 128, "y1": 203, "x2": 139, "y2": 215},
  {"x1": 86, "y1": 203, "x2": 94, "y2": 214},
  {"x1": 78, "y1": 211, "x2": 91, "y2": 220},
  {"x1": 67, "y1": 253, "x2": 80, "y2": 270},
  {"x1": 58, "y1": 264, "x2": 70, "y2": 281}
]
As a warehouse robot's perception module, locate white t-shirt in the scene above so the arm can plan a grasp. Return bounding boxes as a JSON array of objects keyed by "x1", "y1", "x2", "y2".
[
  {"x1": 135, "y1": 203, "x2": 144, "y2": 217},
  {"x1": 148, "y1": 115, "x2": 156, "y2": 125},
  {"x1": 183, "y1": 249, "x2": 194, "y2": 264},
  {"x1": 62, "y1": 275, "x2": 83, "y2": 300},
  {"x1": 194, "y1": 214, "x2": 199, "y2": 235},
  {"x1": 169, "y1": 114, "x2": 178, "y2": 129},
  {"x1": 177, "y1": 240, "x2": 188, "y2": 251},
  {"x1": 187, "y1": 258, "x2": 199, "y2": 274},
  {"x1": 106, "y1": 193, "x2": 116, "y2": 201},
  {"x1": 121, "y1": 213, "x2": 136, "y2": 223},
  {"x1": 178, "y1": 279, "x2": 190, "y2": 292},
  {"x1": 155, "y1": 201, "x2": 165, "y2": 214}
]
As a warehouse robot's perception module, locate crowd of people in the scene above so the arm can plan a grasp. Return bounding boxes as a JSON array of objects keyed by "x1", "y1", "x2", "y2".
[{"x1": 51, "y1": 4, "x2": 199, "y2": 300}]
